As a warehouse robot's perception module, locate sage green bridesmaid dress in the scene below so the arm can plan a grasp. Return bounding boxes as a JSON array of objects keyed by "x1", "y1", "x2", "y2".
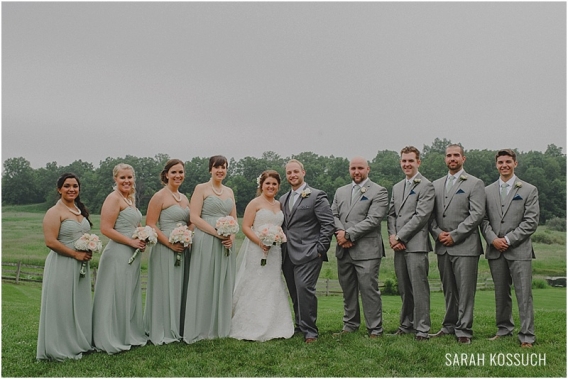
[
  {"x1": 92, "y1": 207, "x2": 147, "y2": 354},
  {"x1": 144, "y1": 205, "x2": 190, "y2": 344},
  {"x1": 182, "y1": 196, "x2": 236, "y2": 344},
  {"x1": 36, "y1": 218, "x2": 93, "y2": 361}
]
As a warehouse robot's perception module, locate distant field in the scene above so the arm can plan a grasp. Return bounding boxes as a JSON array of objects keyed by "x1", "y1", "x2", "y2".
[{"x1": 3, "y1": 205, "x2": 566, "y2": 283}]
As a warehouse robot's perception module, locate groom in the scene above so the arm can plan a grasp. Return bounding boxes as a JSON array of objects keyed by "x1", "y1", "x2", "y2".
[{"x1": 280, "y1": 159, "x2": 335, "y2": 343}]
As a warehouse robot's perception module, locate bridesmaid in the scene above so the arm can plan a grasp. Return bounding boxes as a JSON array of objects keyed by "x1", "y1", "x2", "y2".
[
  {"x1": 182, "y1": 155, "x2": 237, "y2": 344},
  {"x1": 37, "y1": 173, "x2": 94, "y2": 361},
  {"x1": 92, "y1": 163, "x2": 148, "y2": 354},
  {"x1": 144, "y1": 159, "x2": 191, "y2": 344}
]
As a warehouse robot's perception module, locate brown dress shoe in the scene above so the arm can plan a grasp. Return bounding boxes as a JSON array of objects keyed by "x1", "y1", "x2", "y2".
[
  {"x1": 369, "y1": 333, "x2": 382, "y2": 339},
  {"x1": 415, "y1": 335, "x2": 429, "y2": 341},
  {"x1": 521, "y1": 342, "x2": 533, "y2": 348},
  {"x1": 429, "y1": 330, "x2": 449, "y2": 338},
  {"x1": 457, "y1": 337, "x2": 471, "y2": 344},
  {"x1": 305, "y1": 337, "x2": 317, "y2": 344}
]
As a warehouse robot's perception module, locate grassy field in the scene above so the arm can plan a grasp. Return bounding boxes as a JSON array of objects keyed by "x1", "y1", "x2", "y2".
[
  {"x1": 2, "y1": 205, "x2": 566, "y2": 377},
  {"x1": 2, "y1": 207, "x2": 566, "y2": 284},
  {"x1": 2, "y1": 282, "x2": 565, "y2": 377}
]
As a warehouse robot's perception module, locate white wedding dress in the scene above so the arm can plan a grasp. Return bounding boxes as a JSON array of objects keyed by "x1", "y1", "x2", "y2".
[{"x1": 230, "y1": 209, "x2": 294, "y2": 341}]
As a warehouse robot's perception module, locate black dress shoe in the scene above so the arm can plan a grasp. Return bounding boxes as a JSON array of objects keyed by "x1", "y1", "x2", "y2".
[
  {"x1": 457, "y1": 337, "x2": 471, "y2": 344},
  {"x1": 429, "y1": 330, "x2": 449, "y2": 338},
  {"x1": 488, "y1": 333, "x2": 512, "y2": 341}
]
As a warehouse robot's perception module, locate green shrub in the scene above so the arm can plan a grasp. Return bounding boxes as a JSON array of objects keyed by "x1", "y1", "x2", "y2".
[
  {"x1": 532, "y1": 278, "x2": 550, "y2": 289},
  {"x1": 531, "y1": 231, "x2": 564, "y2": 245},
  {"x1": 382, "y1": 277, "x2": 399, "y2": 296},
  {"x1": 546, "y1": 217, "x2": 566, "y2": 232}
]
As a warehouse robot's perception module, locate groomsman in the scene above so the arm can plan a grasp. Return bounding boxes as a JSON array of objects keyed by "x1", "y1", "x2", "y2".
[
  {"x1": 280, "y1": 159, "x2": 335, "y2": 343},
  {"x1": 387, "y1": 146, "x2": 435, "y2": 341},
  {"x1": 331, "y1": 156, "x2": 388, "y2": 338},
  {"x1": 480, "y1": 149, "x2": 539, "y2": 348},
  {"x1": 429, "y1": 144, "x2": 485, "y2": 344}
]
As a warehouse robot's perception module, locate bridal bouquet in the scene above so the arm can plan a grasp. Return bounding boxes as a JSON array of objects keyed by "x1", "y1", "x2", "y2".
[
  {"x1": 215, "y1": 216, "x2": 239, "y2": 256},
  {"x1": 129, "y1": 226, "x2": 158, "y2": 264},
  {"x1": 256, "y1": 224, "x2": 287, "y2": 266},
  {"x1": 74, "y1": 233, "x2": 103, "y2": 278},
  {"x1": 169, "y1": 223, "x2": 193, "y2": 267}
]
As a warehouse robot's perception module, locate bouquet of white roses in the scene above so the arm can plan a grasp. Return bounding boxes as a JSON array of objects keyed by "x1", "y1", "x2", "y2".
[
  {"x1": 74, "y1": 233, "x2": 103, "y2": 278},
  {"x1": 168, "y1": 223, "x2": 193, "y2": 267},
  {"x1": 215, "y1": 216, "x2": 239, "y2": 256},
  {"x1": 129, "y1": 226, "x2": 158, "y2": 264},
  {"x1": 256, "y1": 224, "x2": 287, "y2": 266}
]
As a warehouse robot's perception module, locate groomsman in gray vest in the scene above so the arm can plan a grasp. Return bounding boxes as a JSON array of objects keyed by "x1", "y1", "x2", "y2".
[
  {"x1": 429, "y1": 144, "x2": 485, "y2": 344},
  {"x1": 480, "y1": 149, "x2": 539, "y2": 348},
  {"x1": 387, "y1": 146, "x2": 435, "y2": 341},
  {"x1": 280, "y1": 159, "x2": 335, "y2": 343},
  {"x1": 331, "y1": 156, "x2": 388, "y2": 337}
]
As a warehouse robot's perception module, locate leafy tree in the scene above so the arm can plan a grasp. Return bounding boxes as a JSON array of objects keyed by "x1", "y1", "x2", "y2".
[{"x1": 2, "y1": 157, "x2": 42, "y2": 204}]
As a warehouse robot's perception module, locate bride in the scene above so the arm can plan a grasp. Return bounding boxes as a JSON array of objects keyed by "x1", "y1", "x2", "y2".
[{"x1": 230, "y1": 170, "x2": 294, "y2": 341}]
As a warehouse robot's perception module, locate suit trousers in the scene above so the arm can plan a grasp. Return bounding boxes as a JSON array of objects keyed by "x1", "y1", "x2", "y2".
[
  {"x1": 488, "y1": 255, "x2": 535, "y2": 343},
  {"x1": 282, "y1": 252, "x2": 322, "y2": 339},
  {"x1": 437, "y1": 253, "x2": 479, "y2": 338},
  {"x1": 337, "y1": 251, "x2": 383, "y2": 335},
  {"x1": 394, "y1": 251, "x2": 430, "y2": 337}
]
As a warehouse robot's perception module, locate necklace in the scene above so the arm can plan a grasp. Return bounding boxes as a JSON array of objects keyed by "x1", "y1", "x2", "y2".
[
  {"x1": 262, "y1": 195, "x2": 276, "y2": 205},
  {"x1": 210, "y1": 180, "x2": 224, "y2": 196},
  {"x1": 167, "y1": 187, "x2": 182, "y2": 202},
  {"x1": 118, "y1": 191, "x2": 133, "y2": 206},
  {"x1": 58, "y1": 200, "x2": 81, "y2": 215}
]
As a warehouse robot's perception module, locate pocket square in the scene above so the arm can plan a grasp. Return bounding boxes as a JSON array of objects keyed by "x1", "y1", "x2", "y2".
[
  {"x1": 360, "y1": 196, "x2": 369, "y2": 201},
  {"x1": 456, "y1": 189, "x2": 465, "y2": 194},
  {"x1": 513, "y1": 194, "x2": 523, "y2": 200},
  {"x1": 409, "y1": 190, "x2": 416, "y2": 195}
]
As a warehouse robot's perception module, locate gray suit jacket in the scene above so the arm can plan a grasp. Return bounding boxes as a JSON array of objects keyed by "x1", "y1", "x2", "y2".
[
  {"x1": 331, "y1": 180, "x2": 388, "y2": 260},
  {"x1": 480, "y1": 178, "x2": 539, "y2": 261},
  {"x1": 387, "y1": 173, "x2": 435, "y2": 253},
  {"x1": 280, "y1": 184, "x2": 335, "y2": 265},
  {"x1": 429, "y1": 171, "x2": 485, "y2": 257}
]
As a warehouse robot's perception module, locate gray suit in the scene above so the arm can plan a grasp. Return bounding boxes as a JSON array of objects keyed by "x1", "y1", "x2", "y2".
[
  {"x1": 429, "y1": 171, "x2": 485, "y2": 338},
  {"x1": 480, "y1": 178, "x2": 539, "y2": 343},
  {"x1": 387, "y1": 173, "x2": 434, "y2": 337},
  {"x1": 331, "y1": 180, "x2": 388, "y2": 335},
  {"x1": 280, "y1": 183, "x2": 335, "y2": 339}
]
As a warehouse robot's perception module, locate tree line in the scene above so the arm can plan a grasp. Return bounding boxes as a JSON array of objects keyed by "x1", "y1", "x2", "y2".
[{"x1": 2, "y1": 139, "x2": 565, "y2": 224}]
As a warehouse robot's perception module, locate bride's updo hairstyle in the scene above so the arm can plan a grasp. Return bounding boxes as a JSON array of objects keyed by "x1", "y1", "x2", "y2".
[
  {"x1": 208, "y1": 155, "x2": 228, "y2": 172},
  {"x1": 56, "y1": 172, "x2": 93, "y2": 227},
  {"x1": 112, "y1": 163, "x2": 136, "y2": 205},
  {"x1": 160, "y1": 159, "x2": 185, "y2": 185},
  {"x1": 256, "y1": 170, "x2": 281, "y2": 197}
]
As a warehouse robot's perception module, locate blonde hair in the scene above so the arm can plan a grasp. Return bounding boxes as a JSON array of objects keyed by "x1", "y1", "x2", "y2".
[
  {"x1": 113, "y1": 163, "x2": 136, "y2": 204},
  {"x1": 286, "y1": 159, "x2": 304, "y2": 170}
]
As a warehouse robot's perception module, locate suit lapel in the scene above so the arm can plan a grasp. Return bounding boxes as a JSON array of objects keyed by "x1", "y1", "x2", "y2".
[
  {"x1": 346, "y1": 182, "x2": 370, "y2": 217},
  {"x1": 502, "y1": 184, "x2": 519, "y2": 218},
  {"x1": 400, "y1": 177, "x2": 419, "y2": 209},
  {"x1": 444, "y1": 173, "x2": 465, "y2": 211}
]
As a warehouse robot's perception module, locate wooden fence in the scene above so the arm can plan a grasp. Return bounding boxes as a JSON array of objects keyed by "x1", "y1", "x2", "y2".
[{"x1": 3, "y1": 261, "x2": 498, "y2": 295}]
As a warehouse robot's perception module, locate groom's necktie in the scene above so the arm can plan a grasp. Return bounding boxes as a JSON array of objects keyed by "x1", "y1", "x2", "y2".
[{"x1": 289, "y1": 191, "x2": 296, "y2": 211}]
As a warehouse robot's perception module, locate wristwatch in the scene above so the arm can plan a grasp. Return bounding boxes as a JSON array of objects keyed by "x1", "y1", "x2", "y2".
[{"x1": 344, "y1": 231, "x2": 351, "y2": 241}]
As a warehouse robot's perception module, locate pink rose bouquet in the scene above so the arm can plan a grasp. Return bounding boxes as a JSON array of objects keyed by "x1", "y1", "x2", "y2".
[
  {"x1": 256, "y1": 224, "x2": 287, "y2": 266},
  {"x1": 129, "y1": 226, "x2": 158, "y2": 264},
  {"x1": 74, "y1": 233, "x2": 103, "y2": 278},
  {"x1": 215, "y1": 216, "x2": 239, "y2": 256},
  {"x1": 168, "y1": 223, "x2": 193, "y2": 266}
]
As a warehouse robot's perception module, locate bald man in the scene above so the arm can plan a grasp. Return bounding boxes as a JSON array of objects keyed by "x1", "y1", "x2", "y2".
[{"x1": 331, "y1": 156, "x2": 389, "y2": 337}]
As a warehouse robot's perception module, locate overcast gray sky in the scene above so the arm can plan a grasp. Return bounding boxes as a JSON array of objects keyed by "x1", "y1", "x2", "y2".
[{"x1": 2, "y1": 2, "x2": 566, "y2": 168}]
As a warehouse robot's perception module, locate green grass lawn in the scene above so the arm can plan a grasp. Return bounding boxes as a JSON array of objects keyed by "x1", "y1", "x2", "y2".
[
  {"x1": 1, "y1": 282, "x2": 565, "y2": 377},
  {"x1": 2, "y1": 206, "x2": 566, "y2": 377}
]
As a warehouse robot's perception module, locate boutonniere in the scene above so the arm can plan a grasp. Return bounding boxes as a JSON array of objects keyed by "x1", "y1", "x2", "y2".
[
  {"x1": 360, "y1": 187, "x2": 367, "y2": 193},
  {"x1": 459, "y1": 175, "x2": 468, "y2": 181},
  {"x1": 301, "y1": 188, "x2": 311, "y2": 198},
  {"x1": 413, "y1": 178, "x2": 421, "y2": 184},
  {"x1": 515, "y1": 181, "x2": 522, "y2": 188}
]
